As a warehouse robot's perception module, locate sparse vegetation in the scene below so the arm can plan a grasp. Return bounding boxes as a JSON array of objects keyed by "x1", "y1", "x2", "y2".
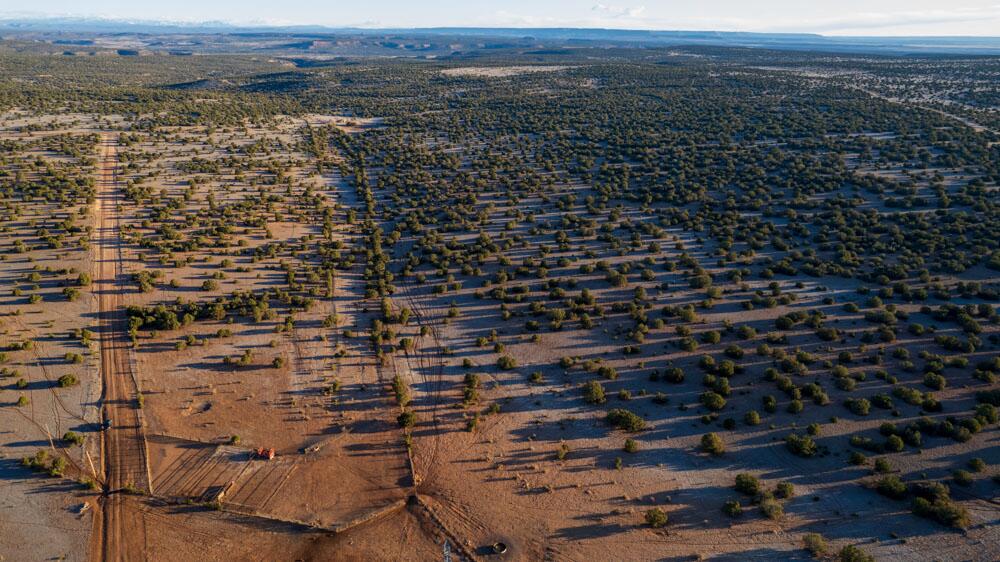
[
  {"x1": 0, "y1": 30, "x2": 996, "y2": 562},
  {"x1": 644, "y1": 508, "x2": 668, "y2": 528}
]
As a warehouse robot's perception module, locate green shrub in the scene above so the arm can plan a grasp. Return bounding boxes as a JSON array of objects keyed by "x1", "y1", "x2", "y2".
[
  {"x1": 923, "y1": 372, "x2": 946, "y2": 390},
  {"x1": 845, "y1": 398, "x2": 870, "y2": 416},
  {"x1": 968, "y1": 458, "x2": 987, "y2": 472},
  {"x1": 760, "y1": 498, "x2": 784, "y2": 520},
  {"x1": 952, "y1": 470, "x2": 973, "y2": 487},
  {"x1": 583, "y1": 380, "x2": 607, "y2": 404},
  {"x1": 496, "y1": 355, "x2": 517, "y2": 370},
  {"x1": 62, "y1": 431, "x2": 84, "y2": 446},
  {"x1": 803, "y1": 533, "x2": 827, "y2": 557},
  {"x1": 391, "y1": 375, "x2": 411, "y2": 407},
  {"x1": 701, "y1": 432, "x2": 725, "y2": 455},
  {"x1": 875, "y1": 475, "x2": 907, "y2": 499},
  {"x1": 556, "y1": 442, "x2": 570, "y2": 461},
  {"x1": 884, "y1": 434, "x2": 905, "y2": 453},
  {"x1": 606, "y1": 409, "x2": 646, "y2": 432},
  {"x1": 722, "y1": 500, "x2": 742, "y2": 517},
  {"x1": 644, "y1": 508, "x2": 668, "y2": 528},
  {"x1": 397, "y1": 410, "x2": 416, "y2": 428},
  {"x1": 909, "y1": 482, "x2": 970, "y2": 528},
  {"x1": 785, "y1": 433, "x2": 818, "y2": 457},
  {"x1": 735, "y1": 473, "x2": 761, "y2": 495},
  {"x1": 700, "y1": 391, "x2": 727, "y2": 411},
  {"x1": 838, "y1": 545, "x2": 875, "y2": 562}
]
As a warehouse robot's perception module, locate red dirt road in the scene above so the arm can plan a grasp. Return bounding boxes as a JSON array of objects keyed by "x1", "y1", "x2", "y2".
[{"x1": 89, "y1": 133, "x2": 151, "y2": 562}]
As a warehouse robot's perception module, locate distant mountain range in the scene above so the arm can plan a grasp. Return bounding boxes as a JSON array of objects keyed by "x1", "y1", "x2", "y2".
[{"x1": 2, "y1": 16, "x2": 1000, "y2": 55}]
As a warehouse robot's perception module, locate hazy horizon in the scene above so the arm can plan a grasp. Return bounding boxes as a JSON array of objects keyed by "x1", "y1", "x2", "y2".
[{"x1": 4, "y1": 1, "x2": 1000, "y2": 37}]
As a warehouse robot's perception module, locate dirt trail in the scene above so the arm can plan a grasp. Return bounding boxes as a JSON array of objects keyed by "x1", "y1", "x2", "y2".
[
  {"x1": 89, "y1": 132, "x2": 151, "y2": 562},
  {"x1": 760, "y1": 66, "x2": 999, "y2": 145},
  {"x1": 860, "y1": 87, "x2": 998, "y2": 136}
]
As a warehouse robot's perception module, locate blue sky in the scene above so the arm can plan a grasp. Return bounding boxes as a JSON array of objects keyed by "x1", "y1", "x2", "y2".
[{"x1": 4, "y1": 1, "x2": 1000, "y2": 35}]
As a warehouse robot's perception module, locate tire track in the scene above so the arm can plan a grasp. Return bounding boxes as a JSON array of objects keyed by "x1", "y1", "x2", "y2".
[{"x1": 91, "y1": 133, "x2": 152, "y2": 562}]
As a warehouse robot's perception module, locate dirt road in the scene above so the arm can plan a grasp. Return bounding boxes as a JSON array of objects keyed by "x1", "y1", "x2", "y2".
[{"x1": 90, "y1": 133, "x2": 151, "y2": 562}]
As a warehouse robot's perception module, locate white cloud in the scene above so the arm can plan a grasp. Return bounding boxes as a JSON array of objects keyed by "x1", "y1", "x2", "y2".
[
  {"x1": 483, "y1": 3, "x2": 1000, "y2": 36},
  {"x1": 764, "y1": 6, "x2": 1000, "y2": 34},
  {"x1": 5, "y1": 2, "x2": 1000, "y2": 36},
  {"x1": 592, "y1": 3, "x2": 646, "y2": 19},
  {"x1": 485, "y1": 8, "x2": 747, "y2": 31}
]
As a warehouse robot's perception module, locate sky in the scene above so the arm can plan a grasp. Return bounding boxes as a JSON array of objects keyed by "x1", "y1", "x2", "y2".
[{"x1": 3, "y1": 1, "x2": 1000, "y2": 36}]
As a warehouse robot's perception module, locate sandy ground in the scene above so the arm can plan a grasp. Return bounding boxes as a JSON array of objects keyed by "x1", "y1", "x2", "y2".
[
  {"x1": 82, "y1": 118, "x2": 431, "y2": 557},
  {"x1": 441, "y1": 66, "x2": 575, "y2": 78},
  {"x1": 0, "y1": 104, "x2": 996, "y2": 562},
  {"x1": 0, "y1": 117, "x2": 105, "y2": 562},
  {"x1": 0, "y1": 477, "x2": 96, "y2": 562}
]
